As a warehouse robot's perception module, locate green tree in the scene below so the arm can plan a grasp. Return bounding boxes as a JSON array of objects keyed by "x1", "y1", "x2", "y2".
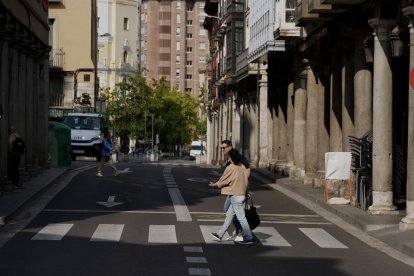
[{"x1": 100, "y1": 75, "x2": 202, "y2": 153}]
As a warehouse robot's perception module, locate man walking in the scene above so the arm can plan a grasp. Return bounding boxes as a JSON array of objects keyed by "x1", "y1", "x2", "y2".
[{"x1": 97, "y1": 131, "x2": 120, "y2": 177}]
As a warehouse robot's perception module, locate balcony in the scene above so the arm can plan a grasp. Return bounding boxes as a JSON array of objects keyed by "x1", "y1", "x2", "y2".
[
  {"x1": 320, "y1": 0, "x2": 365, "y2": 4},
  {"x1": 49, "y1": 49, "x2": 65, "y2": 69},
  {"x1": 295, "y1": 0, "x2": 320, "y2": 26},
  {"x1": 308, "y1": 0, "x2": 346, "y2": 13}
]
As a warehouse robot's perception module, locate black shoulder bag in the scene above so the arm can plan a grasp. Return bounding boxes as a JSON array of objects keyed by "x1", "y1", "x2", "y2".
[{"x1": 244, "y1": 197, "x2": 260, "y2": 230}]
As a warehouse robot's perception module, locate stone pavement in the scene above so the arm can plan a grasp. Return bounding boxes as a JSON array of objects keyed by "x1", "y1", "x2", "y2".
[
  {"x1": 0, "y1": 162, "x2": 414, "y2": 262},
  {"x1": 252, "y1": 167, "x2": 414, "y2": 260}
]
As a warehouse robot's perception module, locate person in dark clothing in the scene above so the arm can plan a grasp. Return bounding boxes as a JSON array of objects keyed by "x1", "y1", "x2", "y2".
[{"x1": 8, "y1": 126, "x2": 24, "y2": 189}]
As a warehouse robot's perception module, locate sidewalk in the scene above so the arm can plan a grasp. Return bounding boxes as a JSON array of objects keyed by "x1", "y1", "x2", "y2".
[{"x1": 252, "y1": 167, "x2": 414, "y2": 259}]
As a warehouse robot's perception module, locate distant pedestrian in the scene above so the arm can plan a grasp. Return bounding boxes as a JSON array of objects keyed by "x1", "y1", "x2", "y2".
[
  {"x1": 8, "y1": 126, "x2": 25, "y2": 189},
  {"x1": 97, "y1": 131, "x2": 120, "y2": 177},
  {"x1": 220, "y1": 139, "x2": 251, "y2": 241},
  {"x1": 209, "y1": 148, "x2": 254, "y2": 244}
]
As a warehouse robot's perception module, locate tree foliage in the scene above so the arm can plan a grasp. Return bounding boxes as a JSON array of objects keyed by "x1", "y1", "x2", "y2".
[{"x1": 100, "y1": 74, "x2": 204, "y2": 148}]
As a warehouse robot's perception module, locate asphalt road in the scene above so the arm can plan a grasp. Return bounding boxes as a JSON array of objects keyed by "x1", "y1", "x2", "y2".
[{"x1": 0, "y1": 159, "x2": 413, "y2": 275}]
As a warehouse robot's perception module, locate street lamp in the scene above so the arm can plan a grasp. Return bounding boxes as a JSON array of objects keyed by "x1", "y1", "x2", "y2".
[
  {"x1": 363, "y1": 35, "x2": 374, "y2": 63},
  {"x1": 390, "y1": 26, "x2": 405, "y2": 58}
]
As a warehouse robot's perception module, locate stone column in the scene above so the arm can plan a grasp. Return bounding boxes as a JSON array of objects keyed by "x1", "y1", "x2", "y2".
[
  {"x1": 278, "y1": 85, "x2": 288, "y2": 164},
  {"x1": 286, "y1": 73, "x2": 295, "y2": 167},
  {"x1": 18, "y1": 52, "x2": 27, "y2": 142},
  {"x1": 316, "y1": 69, "x2": 330, "y2": 188},
  {"x1": 401, "y1": 7, "x2": 414, "y2": 230},
  {"x1": 304, "y1": 65, "x2": 319, "y2": 185},
  {"x1": 354, "y1": 44, "x2": 373, "y2": 138},
  {"x1": 0, "y1": 39, "x2": 10, "y2": 180},
  {"x1": 258, "y1": 64, "x2": 269, "y2": 168},
  {"x1": 342, "y1": 53, "x2": 355, "y2": 152},
  {"x1": 38, "y1": 54, "x2": 50, "y2": 167},
  {"x1": 290, "y1": 64, "x2": 307, "y2": 179},
  {"x1": 368, "y1": 18, "x2": 398, "y2": 214},
  {"x1": 25, "y1": 54, "x2": 34, "y2": 171},
  {"x1": 9, "y1": 47, "x2": 19, "y2": 126},
  {"x1": 330, "y1": 55, "x2": 343, "y2": 152}
]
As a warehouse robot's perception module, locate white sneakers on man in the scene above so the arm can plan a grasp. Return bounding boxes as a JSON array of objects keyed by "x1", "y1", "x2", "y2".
[{"x1": 96, "y1": 172, "x2": 103, "y2": 177}]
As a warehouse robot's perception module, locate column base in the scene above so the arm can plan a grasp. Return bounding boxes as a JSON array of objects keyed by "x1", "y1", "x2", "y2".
[
  {"x1": 368, "y1": 191, "x2": 398, "y2": 214},
  {"x1": 400, "y1": 200, "x2": 414, "y2": 231},
  {"x1": 289, "y1": 166, "x2": 305, "y2": 179},
  {"x1": 303, "y1": 173, "x2": 316, "y2": 186}
]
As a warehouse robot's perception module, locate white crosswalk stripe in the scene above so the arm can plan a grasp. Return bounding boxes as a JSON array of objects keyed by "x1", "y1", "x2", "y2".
[
  {"x1": 299, "y1": 228, "x2": 348, "y2": 248},
  {"x1": 91, "y1": 224, "x2": 124, "y2": 242},
  {"x1": 254, "y1": 226, "x2": 292, "y2": 247},
  {"x1": 31, "y1": 223, "x2": 74, "y2": 241},
  {"x1": 30, "y1": 223, "x2": 348, "y2": 249},
  {"x1": 148, "y1": 225, "x2": 177, "y2": 243}
]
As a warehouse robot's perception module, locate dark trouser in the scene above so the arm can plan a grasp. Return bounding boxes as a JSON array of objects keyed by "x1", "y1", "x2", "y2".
[{"x1": 8, "y1": 154, "x2": 21, "y2": 186}]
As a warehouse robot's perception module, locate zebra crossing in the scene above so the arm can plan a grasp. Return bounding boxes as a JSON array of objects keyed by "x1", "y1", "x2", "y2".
[{"x1": 30, "y1": 223, "x2": 348, "y2": 249}]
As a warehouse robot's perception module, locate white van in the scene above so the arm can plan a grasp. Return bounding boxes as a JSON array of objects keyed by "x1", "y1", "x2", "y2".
[
  {"x1": 63, "y1": 113, "x2": 105, "y2": 161},
  {"x1": 190, "y1": 140, "x2": 205, "y2": 160}
]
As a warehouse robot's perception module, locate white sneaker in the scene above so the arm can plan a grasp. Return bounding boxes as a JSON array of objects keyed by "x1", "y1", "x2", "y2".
[
  {"x1": 226, "y1": 231, "x2": 243, "y2": 242},
  {"x1": 96, "y1": 172, "x2": 103, "y2": 177}
]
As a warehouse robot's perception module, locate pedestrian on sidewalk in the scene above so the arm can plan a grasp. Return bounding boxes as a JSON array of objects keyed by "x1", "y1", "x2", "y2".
[
  {"x1": 221, "y1": 139, "x2": 251, "y2": 241},
  {"x1": 8, "y1": 126, "x2": 25, "y2": 189},
  {"x1": 97, "y1": 131, "x2": 120, "y2": 177},
  {"x1": 209, "y1": 148, "x2": 254, "y2": 244}
]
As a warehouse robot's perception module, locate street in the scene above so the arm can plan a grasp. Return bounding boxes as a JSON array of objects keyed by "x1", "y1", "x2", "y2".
[{"x1": 0, "y1": 159, "x2": 413, "y2": 276}]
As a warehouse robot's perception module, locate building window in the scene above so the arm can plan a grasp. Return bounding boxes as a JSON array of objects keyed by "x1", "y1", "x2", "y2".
[
  {"x1": 176, "y1": 27, "x2": 180, "y2": 35},
  {"x1": 84, "y1": 74, "x2": 91, "y2": 82},
  {"x1": 177, "y1": 14, "x2": 181, "y2": 22},
  {"x1": 176, "y1": 69, "x2": 180, "y2": 78},
  {"x1": 186, "y1": 61, "x2": 192, "y2": 66},
  {"x1": 186, "y1": 4, "x2": 193, "y2": 11},
  {"x1": 123, "y1": 51, "x2": 128, "y2": 63},
  {"x1": 186, "y1": 20, "x2": 193, "y2": 25},
  {"x1": 286, "y1": 0, "x2": 296, "y2": 23},
  {"x1": 199, "y1": 42, "x2": 206, "y2": 49},
  {"x1": 186, "y1": 47, "x2": 192, "y2": 52},
  {"x1": 176, "y1": 54, "x2": 180, "y2": 64},
  {"x1": 186, "y1": 33, "x2": 193, "y2": 39},
  {"x1": 186, "y1": 74, "x2": 192, "y2": 79},
  {"x1": 185, "y1": 88, "x2": 192, "y2": 92},
  {"x1": 176, "y1": 41, "x2": 180, "y2": 50},
  {"x1": 123, "y1": 18, "x2": 129, "y2": 30},
  {"x1": 199, "y1": 56, "x2": 206, "y2": 63}
]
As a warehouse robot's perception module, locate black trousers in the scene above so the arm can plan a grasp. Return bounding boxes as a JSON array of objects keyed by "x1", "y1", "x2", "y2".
[{"x1": 8, "y1": 154, "x2": 21, "y2": 186}]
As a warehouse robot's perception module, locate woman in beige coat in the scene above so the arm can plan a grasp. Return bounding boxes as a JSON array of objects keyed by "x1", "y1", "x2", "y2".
[{"x1": 209, "y1": 148, "x2": 254, "y2": 244}]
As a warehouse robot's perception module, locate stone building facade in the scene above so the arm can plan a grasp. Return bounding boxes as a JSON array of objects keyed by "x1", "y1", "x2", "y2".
[
  {"x1": 204, "y1": 0, "x2": 414, "y2": 230},
  {"x1": 0, "y1": 0, "x2": 50, "y2": 185}
]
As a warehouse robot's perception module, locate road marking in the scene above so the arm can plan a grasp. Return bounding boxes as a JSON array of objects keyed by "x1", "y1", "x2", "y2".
[
  {"x1": 90, "y1": 224, "x2": 124, "y2": 242},
  {"x1": 299, "y1": 228, "x2": 348, "y2": 248},
  {"x1": 96, "y1": 195, "x2": 124, "y2": 208},
  {"x1": 188, "y1": 268, "x2": 211, "y2": 276},
  {"x1": 31, "y1": 223, "x2": 73, "y2": 241},
  {"x1": 184, "y1": 246, "x2": 203, "y2": 253},
  {"x1": 254, "y1": 227, "x2": 292, "y2": 247},
  {"x1": 148, "y1": 225, "x2": 177, "y2": 243},
  {"x1": 186, "y1": 257, "x2": 207, "y2": 263},
  {"x1": 168, "y1": 188, "x2": 192, "y2": 221},
  {"x1": 199, "y1": 225, "x2": 232, "y2": 244}
]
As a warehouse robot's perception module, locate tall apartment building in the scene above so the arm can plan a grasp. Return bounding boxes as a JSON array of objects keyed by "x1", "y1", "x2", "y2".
[
  {"x1": 138, "y1": 0, "x2": 209, "y2": 99},
  {"x1": 97, "y1": 0, "x2": 139, "y2": 91}
]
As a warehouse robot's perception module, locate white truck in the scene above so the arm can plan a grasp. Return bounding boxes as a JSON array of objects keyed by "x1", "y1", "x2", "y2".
[
  {"x1": 63, "y1": 113, "x2": 105, "y2": 161},
  {"x1": 189, "y1": 140, "x2": 206, "y2": 160}
]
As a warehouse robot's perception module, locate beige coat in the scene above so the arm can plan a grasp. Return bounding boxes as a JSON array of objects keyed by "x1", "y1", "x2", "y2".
[{"x1": 215, "y1": 163, "x2": 248, "y2": 196}]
